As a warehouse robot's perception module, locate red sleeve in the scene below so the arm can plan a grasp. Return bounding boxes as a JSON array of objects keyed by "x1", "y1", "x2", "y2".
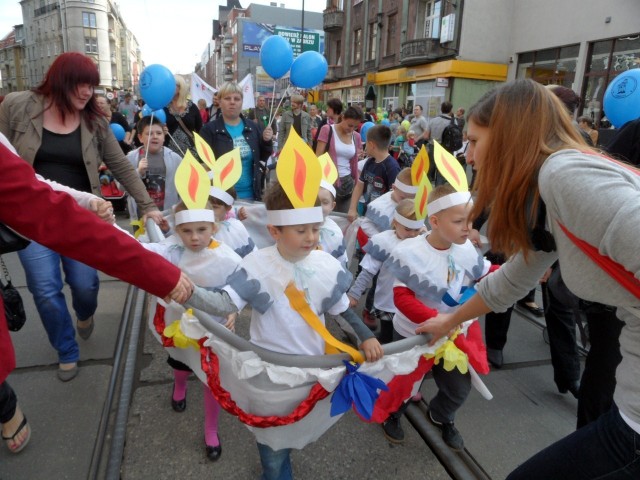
[
  {"x1": 393, "y1": 286, "x2": 439, "y2": 324},
  {"x1": 478, "y1": 263, "x2": 500, "y2": 281},
  {"x1": 0, "y1": 142, "x2": 181, "y2": 299}
]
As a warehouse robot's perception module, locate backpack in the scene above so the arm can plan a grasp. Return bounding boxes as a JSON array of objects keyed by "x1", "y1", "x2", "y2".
[{"x1": 440, "y1": 115, "x2": 463, "y2": 153}]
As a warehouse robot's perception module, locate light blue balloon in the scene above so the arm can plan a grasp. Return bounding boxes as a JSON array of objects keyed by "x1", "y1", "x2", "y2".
[
  {"x1": 153, "y1": 109, "x2": 167, "y2": 124},
  {"x1": 139, "y1": 64, "x2": 175, "y2": 110},
  {"x1": 260, "y1": 35, "x2": 294, "y2": 80},
  {"x1": 110, "y1": 123, "x2": 126, "y2": 141},
  {"x1": 141, "y1": 104, "x2": 153, "y2": 117},
  {"x1": 359, "y1": 121, "x2": 375, "y2": 142},
  {"x1": 381, "y1": 118, "x2": 390, "y2": 126},
  {"x1": 290, "y1": 51, "x2": 328, "y2": 89},
  {"x1": 603, "y1": 69, "x2": 640, "y2": 128}
]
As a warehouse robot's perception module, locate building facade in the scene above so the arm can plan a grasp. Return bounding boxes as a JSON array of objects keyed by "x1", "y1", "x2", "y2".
[
  {"x1": 0, "y1": 25, "x2": 29, "y2": 95},
  {"x1": 18, "y1": 0, "x2": 143, "y2": 94},
  {"x1": 322, "y1": 0, "x2": 639, "y2": 126}
]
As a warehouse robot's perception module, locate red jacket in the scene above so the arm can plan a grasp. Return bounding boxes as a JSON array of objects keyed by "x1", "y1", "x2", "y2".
[{"x1": 0, "y1": 141, "x2": 181, "y2": 383}]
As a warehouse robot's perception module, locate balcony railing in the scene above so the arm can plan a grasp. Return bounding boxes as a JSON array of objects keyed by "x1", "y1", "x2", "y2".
[
  {"x1": 400, "y1": 38, "x2": 452, "y2": 65},
  {"x1": 323, "y1": 9, "x2": 344, "y2": 31}
]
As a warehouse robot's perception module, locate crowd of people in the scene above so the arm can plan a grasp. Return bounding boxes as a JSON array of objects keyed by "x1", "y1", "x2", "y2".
[{"x1": 0, "y1": 52, "x2": 638, "y2": 480}]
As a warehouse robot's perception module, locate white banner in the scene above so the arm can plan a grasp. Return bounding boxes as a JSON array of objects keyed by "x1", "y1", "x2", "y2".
[
  {"x1": 190, "y1": 72, "x2": 217, "y2": 108},
  {"x1": 238, "y1": 73, "x2": 255, "y2": 111}
]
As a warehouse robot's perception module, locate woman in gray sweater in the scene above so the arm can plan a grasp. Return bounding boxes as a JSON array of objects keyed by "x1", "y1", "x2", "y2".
[{"x1": 418, "y1": 79, "x2": 640, "y2": 479}]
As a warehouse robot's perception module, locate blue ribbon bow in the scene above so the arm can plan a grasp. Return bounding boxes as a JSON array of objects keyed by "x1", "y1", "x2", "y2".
[
  {"x1": 330, "y1": 361, "x2": 389, "y2": 420},
  {"x1": 442, "y1": 285, "x2": 477, "y2": 308}
]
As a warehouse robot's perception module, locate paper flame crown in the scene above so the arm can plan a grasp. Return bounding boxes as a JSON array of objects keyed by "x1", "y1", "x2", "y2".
[
  {"x1": 317, "y1": 152, "x2": 338, "y2": 198},
  {"x1": 276, "y1": 129, "x2": 322, "y2": 209},
  {"x1": 194, "y1": 132, "x2": 242, "y2": 206},
  {"x1": 266, "y1": 129, "x2": 324, "y2": 226},
  {"x1": 422, "y1": 140, "x2": 471, "y2": 217},
  {"x1": 395, "y1": 145, "x2": 429, "y2": 195}
]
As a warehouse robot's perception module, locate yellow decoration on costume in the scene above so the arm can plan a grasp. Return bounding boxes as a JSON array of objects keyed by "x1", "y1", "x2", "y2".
[
  {"x1": 194, "y1": 132, "x2": 217, "y2": 171},
  {"x1": 317, "y1": 152, "x2": 338, "y2": 185},
  {"x1": 130, "y1": 219, "x2": 146, "y2": 239},
  {"x1": 284, "y1": 282, "x2": 365, "y2": 364},
  {"x1": 424, "y1": 330, "x2": 469, "y2": 374},
  {"x1": 433, "y1": 141, "x2": 468, "y2": 192},
  {"x1": 414, "y1": 172, "x2": 432, "y2": 221},
  {"x1": 276, "y1": 129, "x2": 322, "y2": 209},
  {"x1": 207, "y1": 239, "x2": 220, "y2": 249},
  {"x1": 213, "y1": 148, "x2": 242, "y2": 191},
  {"x1": 174, "y1": 150, "x2": 211, "y2": 210},
  {"x1": 164, "y1": 317, "x2": 201, "y2": 350},
  {"x1": 411, "y1": 145, "x2": 430, "y2": 185}
]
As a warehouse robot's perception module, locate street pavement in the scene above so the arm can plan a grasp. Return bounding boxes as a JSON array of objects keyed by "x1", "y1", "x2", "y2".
[{"x1": 0, "y1": 218, "x2": 581, "y2": 480}]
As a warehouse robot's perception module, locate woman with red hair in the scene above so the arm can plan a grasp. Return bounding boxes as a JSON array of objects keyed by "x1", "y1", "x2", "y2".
[{"x1": 0, "y1": 52, "x2": 165, "y2": 382}]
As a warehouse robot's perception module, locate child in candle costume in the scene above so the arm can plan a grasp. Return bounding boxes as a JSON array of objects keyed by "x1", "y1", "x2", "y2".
[
  {"x1": 142, "y1": 146, "x2": 243, "y2": 462},
  {"x1": 317, "y1": 152, "x2": 347, "y2": 266},
  {"x1": 348, "y1": 199, "x2": 423, "y2": 344},
  {"x1": 385, "y1": 144, "x2": 495, "y2": 449}
]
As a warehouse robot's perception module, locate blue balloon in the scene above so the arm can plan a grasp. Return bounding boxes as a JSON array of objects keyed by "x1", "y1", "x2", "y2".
[
  {"x1": 110, "y1": 123, "x2": 126, "y2": 142},
  {"x1": 260, "y1": 35, "x2": 294, "y2": 80},
  {"x1": 290, "y1": 51, "x2": 328, "y2": 89},
  {"x1": 603, "y1": 69, "x2": 640, "y2": 128},
  {"x1": 359, "y1": 121, "x2": 375, "y2": 141},
  {"x1": 153, "y1": 109, "x2": 167, "y2": 124},
  {"x1": 141, "y1": 104, "x2": 153, "y2": 117},
  {"x1": 381, "y1": 118, "x2": 390, "y2": 126},
  {"x1": 139, "y1": 64, "x2": 175, "y2": 110}
]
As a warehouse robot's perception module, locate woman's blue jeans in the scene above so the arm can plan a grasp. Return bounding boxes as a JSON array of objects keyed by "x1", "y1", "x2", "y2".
[
  {"x1": 18, "y1": 241, "x2": 99, "y2": 363},
  {"x1": 507, "y1": 404, "x2": 640, "y2": 479},
  {"x1": 257, "y1": 443, "x2": 293, "y2": 480}
]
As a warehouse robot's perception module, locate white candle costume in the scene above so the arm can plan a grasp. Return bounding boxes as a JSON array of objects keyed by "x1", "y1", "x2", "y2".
[{"x1": 318, "y1": 154, "x2": 347, "y2": 265}]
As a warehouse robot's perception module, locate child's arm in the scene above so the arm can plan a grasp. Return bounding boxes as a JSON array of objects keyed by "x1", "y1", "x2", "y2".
[
  {"x1": 393, "y1": 284, "x2": 439, "y2": 324},
  {"x1": 347, "y1": 180, "x2": 365, "y2": 222},
  {"x1": 184, "y1": 286, "x2": 240, "y2": 317},
  {"x1": 339, "y1": 308, "x2": 384, "y2": 362},
  {"x1": 347, "y1": 258, "x2": 381, "y2": 307}
]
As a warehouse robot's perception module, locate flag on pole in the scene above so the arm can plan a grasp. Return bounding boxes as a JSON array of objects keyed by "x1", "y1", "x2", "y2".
[
  {"x1": 238, "y1": 73, "x2": 256, "y2": 111},
  {"x1": 190, "y1": 72, "x2": 217, "y2": 108}
]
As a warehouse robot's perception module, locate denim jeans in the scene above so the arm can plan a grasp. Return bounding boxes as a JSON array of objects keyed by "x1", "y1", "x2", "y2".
[
  {"x1": 507, "y1": 404, "x2": 640, "y2": 479},
  {"x1": 18, "y1": 241, "x2": 99, "y2": 363},
  {"x1": 257, "y1": 442, "x2": 293, "y2": 480},
  {"x1": 0, "y1": 381, "x2": 17, "y2": 423}
]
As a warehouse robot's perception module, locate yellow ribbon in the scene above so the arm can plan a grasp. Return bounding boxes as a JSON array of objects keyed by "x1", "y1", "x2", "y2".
[
  {"x1": 284, "y1": 283, "x2": 365, "y2": 364},
  {"x1": 163, "y1": 310, "x2": 201, "y2": 350},
  {"x1": 424, "y1": 329, "x2": 469, "y2": 374},
  {"x1": 130, "y1": 219, "x2": 146, "y2": 239}
]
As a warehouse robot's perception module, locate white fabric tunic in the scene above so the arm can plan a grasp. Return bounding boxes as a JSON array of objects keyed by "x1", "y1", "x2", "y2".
[
  {"x1": 318, "y1": 216, "x2": 347, "y2": 266},
  {"x1": 214, "y1": 218, "x2": 257, "y2": 258},
  {"x1": 388, "y1": 235, "x2": 490, "y2": 338},
  {"x1": 223, "y1": 246, "x2": 352, "y2": 356},
  {"x1": 362, "y1": 191, "x2": 396, "y2": 236}
]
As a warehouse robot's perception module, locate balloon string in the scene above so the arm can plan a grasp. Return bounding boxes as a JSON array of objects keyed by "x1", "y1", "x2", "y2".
[
  {"x1": 268, "y1": 84, "x2": 290, "y2": 134},
  {"x1": 166, "y1": 130, "x2": 186, "y2": 157},
  {"x1": 267, "y1": 81, "x2": 277, "y2": 127},
  {"x1": 144, "y1": 112, "x2": 154, "y2": 163}
]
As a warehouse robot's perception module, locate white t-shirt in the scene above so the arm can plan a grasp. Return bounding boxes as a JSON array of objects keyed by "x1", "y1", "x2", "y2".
[{"x1": 332, "y1": 125, "x2": 356, "y2": 177}]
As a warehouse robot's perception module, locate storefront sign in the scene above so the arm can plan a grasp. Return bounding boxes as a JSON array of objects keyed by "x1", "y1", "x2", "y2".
[
  {"x1": 321, "y1": 77, "x2": 363, "y2": 90},
  {"x1": 435, "y1": 77, "x2": 449, "y2": 87}
]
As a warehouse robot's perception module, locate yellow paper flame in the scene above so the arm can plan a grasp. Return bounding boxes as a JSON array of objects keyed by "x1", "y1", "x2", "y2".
[
  {"x1": 433, "y1": 141, "x2": 468, "y2": 192},
  {"x1": 194, "y1": 132, "x2": 217, "y2": 171},
  {"x1": 213, "y1": 148, "x2": 242, "y2": 191},
  {"x1": 415, "y1": 172, "x2": 432, "y2": 220},
  {"x1": 276, "y1": 129, "x2": 322, "y2": 208},
  {"x1": 411, "y1": 145, "x2": 430, "y2": 186},
  {"x1": 317, "y1": 152, "x2": 338, "y2": 185},
  {"x1": 174, "y1": 150, "x2": 211, "y2": 210}
]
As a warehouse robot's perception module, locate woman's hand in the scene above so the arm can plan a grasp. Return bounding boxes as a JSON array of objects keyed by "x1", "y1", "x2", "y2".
[
  {"x1": 165, "y1": 272, "x2": 194, "y2": 304},
  {"x1": 224, "y1": 313, "x2": 237, "y2": 332},
  {"x1": 89, "y1": 198, "x2": 116, "y2": 224},
  {"x1": 415, "y1": 313, "x2": 458, "y2": 345},
  {"x1": 263, "y1": 126, "x2": 273, "y2": 142},
  {"x1": 360, "y1": 338, "x2": 384, "y2": 362}
]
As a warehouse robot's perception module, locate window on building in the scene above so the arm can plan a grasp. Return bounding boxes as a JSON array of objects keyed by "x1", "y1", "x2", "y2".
[
  {"x1": 335, "y1": 39, "x2": 342, "y2": 65},
  {"x1": 84, "y1": 27, "x2": 98, "y2": 54},
  {"x1": 82, "y1": 12, "x2": 97, "y2": 28},
  {"x1": 352, "y1": 28, "x2": 362, "y2": 64},
  {"x1": 423, "y1": 0, "x2": 441, "y2": 39},
  {"x1": 516, "y1": 44, "x2": 579, "y2": 88},
  {"x1": 583, "y1": 35, "x2": 640, "y2": 126},
  {"x1": 367, "y1": 23, "x2": 377, "y2": 61},
  {"x1": 386, "y1": 14, "x2": 396, "y2": 56}
]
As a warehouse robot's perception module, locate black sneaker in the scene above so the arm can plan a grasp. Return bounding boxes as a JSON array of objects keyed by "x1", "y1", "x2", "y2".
[
  {"x1": 428, "y1": 411, "x2": 464, "y2": 451},
  {"x1": 382, "y1": 413, "x2": 405, "y2": 443}
]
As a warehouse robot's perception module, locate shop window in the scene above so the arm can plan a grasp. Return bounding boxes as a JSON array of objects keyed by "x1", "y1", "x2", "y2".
[{"x1": 516, "y1": 45, "x2": 579, "y2": 88}]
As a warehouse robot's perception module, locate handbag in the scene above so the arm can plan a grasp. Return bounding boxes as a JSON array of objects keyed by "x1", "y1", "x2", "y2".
[
  {"x1": 0, "y1": 223, "x2": 30, "y2": 254},
  {"x1": 0, "y1": 256, "x2": 26, "y2": 332}
]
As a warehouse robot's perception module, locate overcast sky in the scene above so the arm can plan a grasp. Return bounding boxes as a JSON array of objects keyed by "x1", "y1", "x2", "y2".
[{"x1": 0, "y1": 0, "x2": 324, "y2": 74}]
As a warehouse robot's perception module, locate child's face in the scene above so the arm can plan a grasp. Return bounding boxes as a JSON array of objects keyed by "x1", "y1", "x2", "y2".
[
  {"x1": 318, "y1": 189, "x2": 336, "y2": 218},
  {"x1": 430, "y1": 203, "x2": 472, "y2": 246},
  {"x1": 393, "y1": 221, "x2": 422, "y2": 240},
  {"x1": 211, "y1": 202, "x2": 231, "y2": 222},
  {"x1": 391, "y1": 185, "x2": 415, "y2": 204},
  {"x1": 365, "y1": 140, "x2": 378, "y2": 157},
  {"x1": 138, "y1": 125, "x2": 165, "y2": 154},
  {"x1": 268, "y1": 223, "x2": 321, "y2": 262},
  {"x1": 176, "y1": 221, "x2": 215, "y2": 252}
]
